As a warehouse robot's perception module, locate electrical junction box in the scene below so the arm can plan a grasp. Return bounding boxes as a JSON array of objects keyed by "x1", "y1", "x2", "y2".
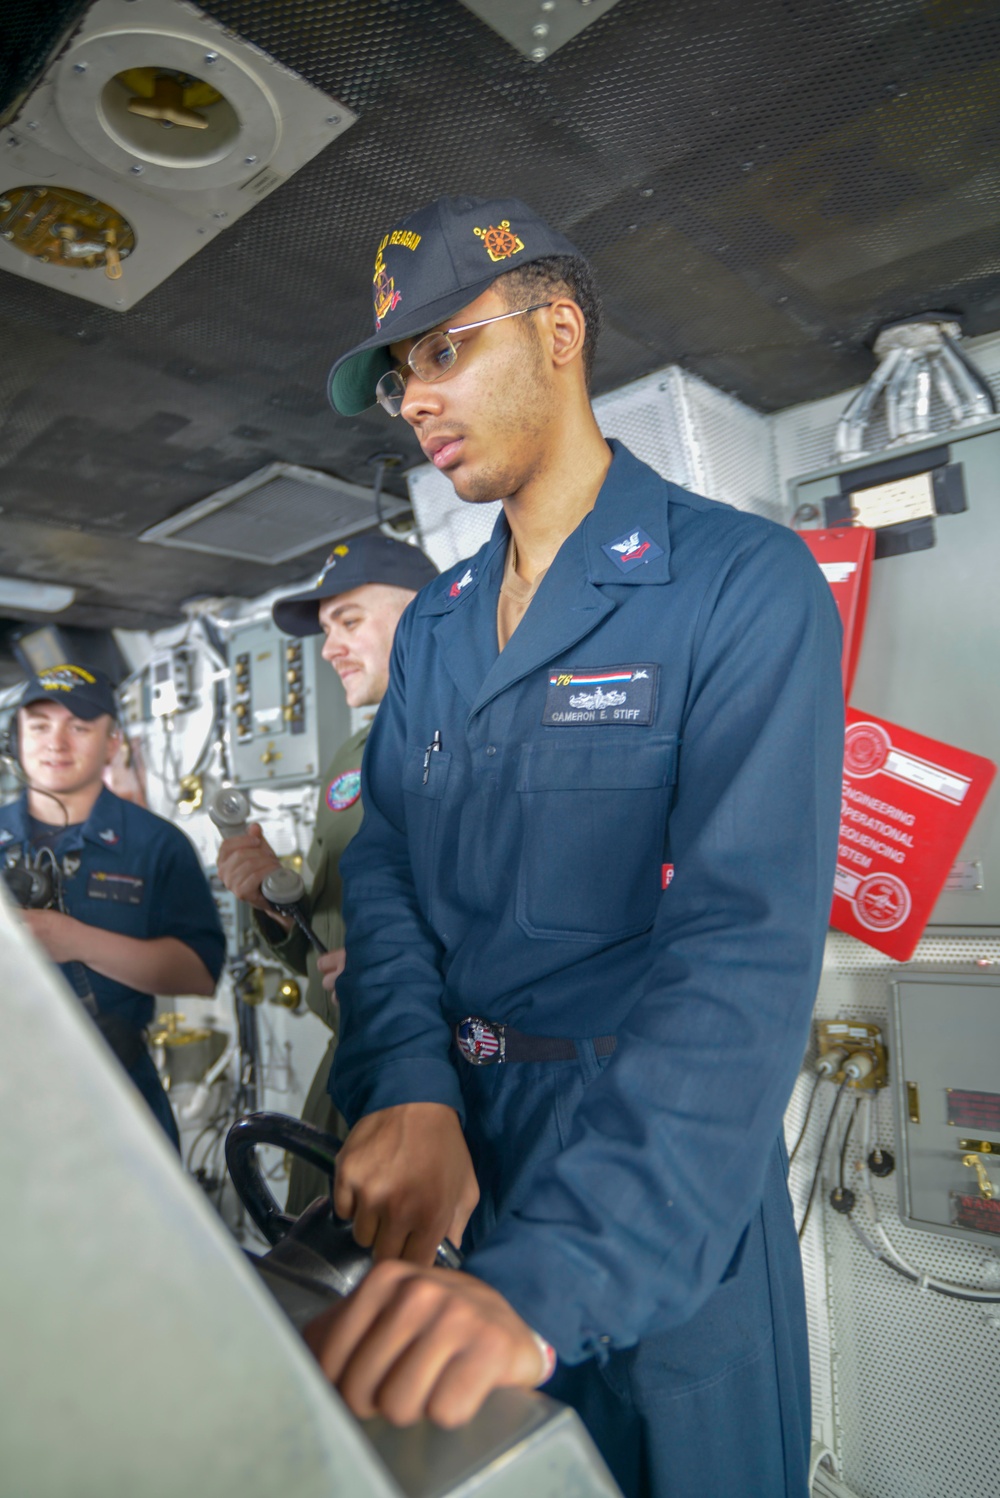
[
  {"x1": 117, "y1": 674, "x2": 149, "y2": 728},
  {"x1": 226, "y1": 617, "x2": 350, "y2": 788},
  {"x1": 0, "y1": 0, "x2": 355, "y2": 310},
  {"x1": 890, "y1": 970, "x2": 1000, "y2": 1245},
  {"x1": 148, "y1": 646, "x2": 195, "y2": 716},
  {"x1": 789, "y1": 418, "x2": 1000, "y2": 933}
]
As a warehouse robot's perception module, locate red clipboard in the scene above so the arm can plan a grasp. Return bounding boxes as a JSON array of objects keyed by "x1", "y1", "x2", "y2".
[
  {"x1": 798, "y1": 527, "x2": 875, "y2": 698},
  {"x1": 832, "y1": 709, "x2": 996, "y2": 959}
]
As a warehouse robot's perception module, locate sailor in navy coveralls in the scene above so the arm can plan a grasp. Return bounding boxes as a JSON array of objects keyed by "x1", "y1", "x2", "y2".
[
  {"x1": 305, "y1": 195, "x2": 843, "y2": 1498},
  {"x1": 0, "y1": 666, "x2": 224, "y2": 1146}
]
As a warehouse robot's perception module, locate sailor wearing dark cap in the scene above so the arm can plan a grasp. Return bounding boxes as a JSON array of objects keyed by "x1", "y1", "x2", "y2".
[
  {"x1": 216, "y1": 532, "x2": 438, "y2": 1212},
  {"x1": 0, "y1": 665, "x2": 225, "y2": 1146},
  {"x1": 303, "y1": 192, "x2": 845, "y2": 1498}
]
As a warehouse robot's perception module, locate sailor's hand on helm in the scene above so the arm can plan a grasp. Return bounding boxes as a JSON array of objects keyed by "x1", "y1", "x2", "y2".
[
  {"x1": 304, "y1": 1262, "x2": 549, "y2": 1427},
  {"x1": 333, "y1": 1102, "x2": 479, "y2": 1267}
]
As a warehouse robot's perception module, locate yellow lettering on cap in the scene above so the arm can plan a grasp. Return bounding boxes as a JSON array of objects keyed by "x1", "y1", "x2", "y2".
[
  {"x1": 388, "y1": 230, "x2": 422, "y2": 251},
  {"x1": 40, "y1": 665, "x2": 97, "y2": 690}
]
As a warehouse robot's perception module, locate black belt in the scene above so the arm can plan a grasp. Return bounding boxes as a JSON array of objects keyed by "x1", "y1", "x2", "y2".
[{"x1": 454, "y1": 1016, "x2": 617, "y2": 1066}]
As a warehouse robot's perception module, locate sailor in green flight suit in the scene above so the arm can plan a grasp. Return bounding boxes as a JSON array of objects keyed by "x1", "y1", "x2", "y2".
[{"x1": 216, "y1": 533, "x2": 437, "y2": 1212}]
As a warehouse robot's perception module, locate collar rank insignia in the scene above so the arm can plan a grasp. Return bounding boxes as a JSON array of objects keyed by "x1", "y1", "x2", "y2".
[
  {"x1": 447, "y1": 565, "x2": 477, "y2": 600},
  {"x1": 98, "y1": 828, "x2": 119, "y2": 845},
  {"x1": 602, "y1": 526, "x2": 664, "y2": 574}
]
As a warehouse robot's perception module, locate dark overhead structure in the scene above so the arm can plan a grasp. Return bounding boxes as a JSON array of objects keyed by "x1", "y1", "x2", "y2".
[{"x1": 0, "y1": 0, "x2": 999, "y2": 680}]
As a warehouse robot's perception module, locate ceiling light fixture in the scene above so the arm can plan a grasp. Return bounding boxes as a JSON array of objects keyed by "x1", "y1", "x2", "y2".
[{"x1": 0, "y1": 577, "x2": 76, "y2": 613}]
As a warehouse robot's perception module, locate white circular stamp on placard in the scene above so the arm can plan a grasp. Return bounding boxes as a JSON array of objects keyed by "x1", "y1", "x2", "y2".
[
  {"x1": 844, "y1": 721, "x2": 892, "y2": 778},
  {"x1": 853, "y1": 873, "x2": 911, "y2": 932}
]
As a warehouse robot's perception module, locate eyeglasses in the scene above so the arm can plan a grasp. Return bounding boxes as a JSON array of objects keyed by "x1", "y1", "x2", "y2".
[{"x1": 375, "y1": 302, "x2": 552, "y2": 416}]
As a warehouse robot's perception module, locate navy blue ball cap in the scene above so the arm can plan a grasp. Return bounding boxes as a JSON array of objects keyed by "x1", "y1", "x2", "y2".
[
  {"x1": 19, "y1": 665, "x2": 118, "y2": 721},
  {"x1": 327, "y1": 194, "x2": 583, "y2": 417},
  {"x1": 272, "y1": 533, "x2": 439, "y2": 637}
]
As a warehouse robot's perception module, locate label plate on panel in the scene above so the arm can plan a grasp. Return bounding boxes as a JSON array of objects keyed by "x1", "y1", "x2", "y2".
[
  {"x1": 946, "y1": 1088, "x2": 1000, "y2": 1132},
  {"x1": 951, "y1": 1193, "x2": 1000, "y2": 1236}
]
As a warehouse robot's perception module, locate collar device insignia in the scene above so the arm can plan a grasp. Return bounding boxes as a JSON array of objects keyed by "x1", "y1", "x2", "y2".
[
  {"x1": 602, "y1": 527, "x2": 664, "y2": 574},
  {"x1": 447, "y1": 564, "x2": 477, "y2": 600}
]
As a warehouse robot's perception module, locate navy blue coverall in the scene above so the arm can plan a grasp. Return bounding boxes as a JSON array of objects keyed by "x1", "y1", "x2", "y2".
[
  {"x1": 0, "y1": 786, "x2": 225, "y2": 1145},
  {"x1": 332, "y1": 442, "x2": 844, "y2": 1496}
]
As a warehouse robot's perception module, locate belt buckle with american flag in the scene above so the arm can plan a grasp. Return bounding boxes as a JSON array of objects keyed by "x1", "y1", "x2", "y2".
[{"x1": 455, "y1": 1017, "x2": 505, "y2": 1064}]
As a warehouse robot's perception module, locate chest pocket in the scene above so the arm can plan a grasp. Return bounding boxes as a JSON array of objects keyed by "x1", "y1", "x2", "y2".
[
  {"x1": 516, "y1": 734, "x2": 677, "y2": 942},
  {"x1": 402, "y1": 746, "x2": 453, "y2": 930}
]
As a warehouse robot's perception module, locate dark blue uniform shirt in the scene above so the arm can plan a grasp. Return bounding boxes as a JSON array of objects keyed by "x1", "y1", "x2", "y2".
[
  {"x1": 332, "y1": 441, "x2": 844, "y2": 1366},
  {"x1": 0, "y1": 785, "x2": 225, "y2": 1031}
]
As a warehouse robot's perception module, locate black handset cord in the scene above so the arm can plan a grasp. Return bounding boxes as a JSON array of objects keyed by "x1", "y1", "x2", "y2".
[{"x1": 0, "y1": 741, "x2": 70, "y2": 828}]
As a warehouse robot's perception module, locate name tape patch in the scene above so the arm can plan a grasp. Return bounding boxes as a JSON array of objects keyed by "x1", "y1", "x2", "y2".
[
  {"x1": 542, "y1": 665, "x2": 658, "y2": 726},
  {"x1": 87, "y1": 871, "x2": 144, "y2": 905}
]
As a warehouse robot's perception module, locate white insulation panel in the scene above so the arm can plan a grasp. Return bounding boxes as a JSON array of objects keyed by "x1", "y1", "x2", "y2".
[{"x1": 790, "y1": 933, "x2": 1000, "y2": 1498}]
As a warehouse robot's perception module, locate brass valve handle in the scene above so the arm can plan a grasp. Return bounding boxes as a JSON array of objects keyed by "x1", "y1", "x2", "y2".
[{"x1": 962, "y1": 1153, "x2": 995, "y2": 1200}]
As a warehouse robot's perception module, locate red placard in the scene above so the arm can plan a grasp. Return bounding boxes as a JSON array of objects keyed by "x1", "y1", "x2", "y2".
[
  {"x1": 832, "y1": 709, "x2": 996, "y2": 959},
  {"x1": 799, "y1": 526, "x2": 875, "y2": 697}
]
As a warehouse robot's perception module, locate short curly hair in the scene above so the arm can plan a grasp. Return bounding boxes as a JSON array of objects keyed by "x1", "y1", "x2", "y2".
[{"x1": 494, "y1": 254, "x2": 602, "y2": 389}]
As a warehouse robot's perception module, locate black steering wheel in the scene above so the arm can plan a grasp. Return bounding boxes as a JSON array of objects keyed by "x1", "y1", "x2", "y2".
[
  {"x1": 225, "y1": 1111, "x2": 345, "y2": 1245},
  {"x1": 225, "y1": 1111, "x2": 463, "y2": 1267}
]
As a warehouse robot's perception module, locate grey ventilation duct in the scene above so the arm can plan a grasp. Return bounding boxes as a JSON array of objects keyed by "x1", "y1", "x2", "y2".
[
  {"x1": 139, "y1": 463, "x2": 407, "y2": 565},
  {"x1": 835, "y1": 315, "x2": 996, "y2": 462}
]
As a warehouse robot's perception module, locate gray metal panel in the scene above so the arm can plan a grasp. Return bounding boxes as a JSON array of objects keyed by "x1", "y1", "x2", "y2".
[
  {"x1": 457, "y1": 0, "x2": 623, "y2": 63},
  {"x1": 0, "y1": 888, "x2": 404, "y2": 1498},
  {"x1": 255, "y1": 1259, "x2": 621, "y2": 1498},
  {"x1": 228, "y1": 615, "x2": 351, "y2": 786},
  {"x1": 369, "y1": 1394, "x2": 622, "y2": 1498},
  {"x1": 789, "y1": 418, "x2": 1000, "y2": 930},
  {"x1": 890, "y1": 969, "x2": 1000, "y2": 1245}
]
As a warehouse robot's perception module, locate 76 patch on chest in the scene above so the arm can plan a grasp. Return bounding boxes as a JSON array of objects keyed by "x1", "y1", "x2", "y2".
[
  {"x1": 542, "y1": 665, "x2": 658, "y2": 726},
  {"x1": 87, "y1": 871, "x2": 144, "y2": 904}
]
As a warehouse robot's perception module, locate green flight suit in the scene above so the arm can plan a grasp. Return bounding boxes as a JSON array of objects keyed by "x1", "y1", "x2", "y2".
[{"x1": 256, "y1": 723, "x2": 369, "y2": 1214}]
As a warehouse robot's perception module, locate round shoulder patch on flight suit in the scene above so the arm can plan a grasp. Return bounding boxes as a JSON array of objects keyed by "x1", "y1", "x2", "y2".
[{"x1": 326, "y1": 769, "x2": 362, "y2": 812}]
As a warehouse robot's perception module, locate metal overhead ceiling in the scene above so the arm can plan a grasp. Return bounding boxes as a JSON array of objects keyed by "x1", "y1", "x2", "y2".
[{"x1": 1, "y1": 0, "x2": 999, "y2": 682}]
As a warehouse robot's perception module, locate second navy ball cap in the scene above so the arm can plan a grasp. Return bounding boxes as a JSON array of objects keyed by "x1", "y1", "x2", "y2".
[
  {"x1": 272, "y1": 533, "x2": 438, "y2": 637},
  {"x1": 19, "y1": 664, "x2": 118, "y2": 720}
]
